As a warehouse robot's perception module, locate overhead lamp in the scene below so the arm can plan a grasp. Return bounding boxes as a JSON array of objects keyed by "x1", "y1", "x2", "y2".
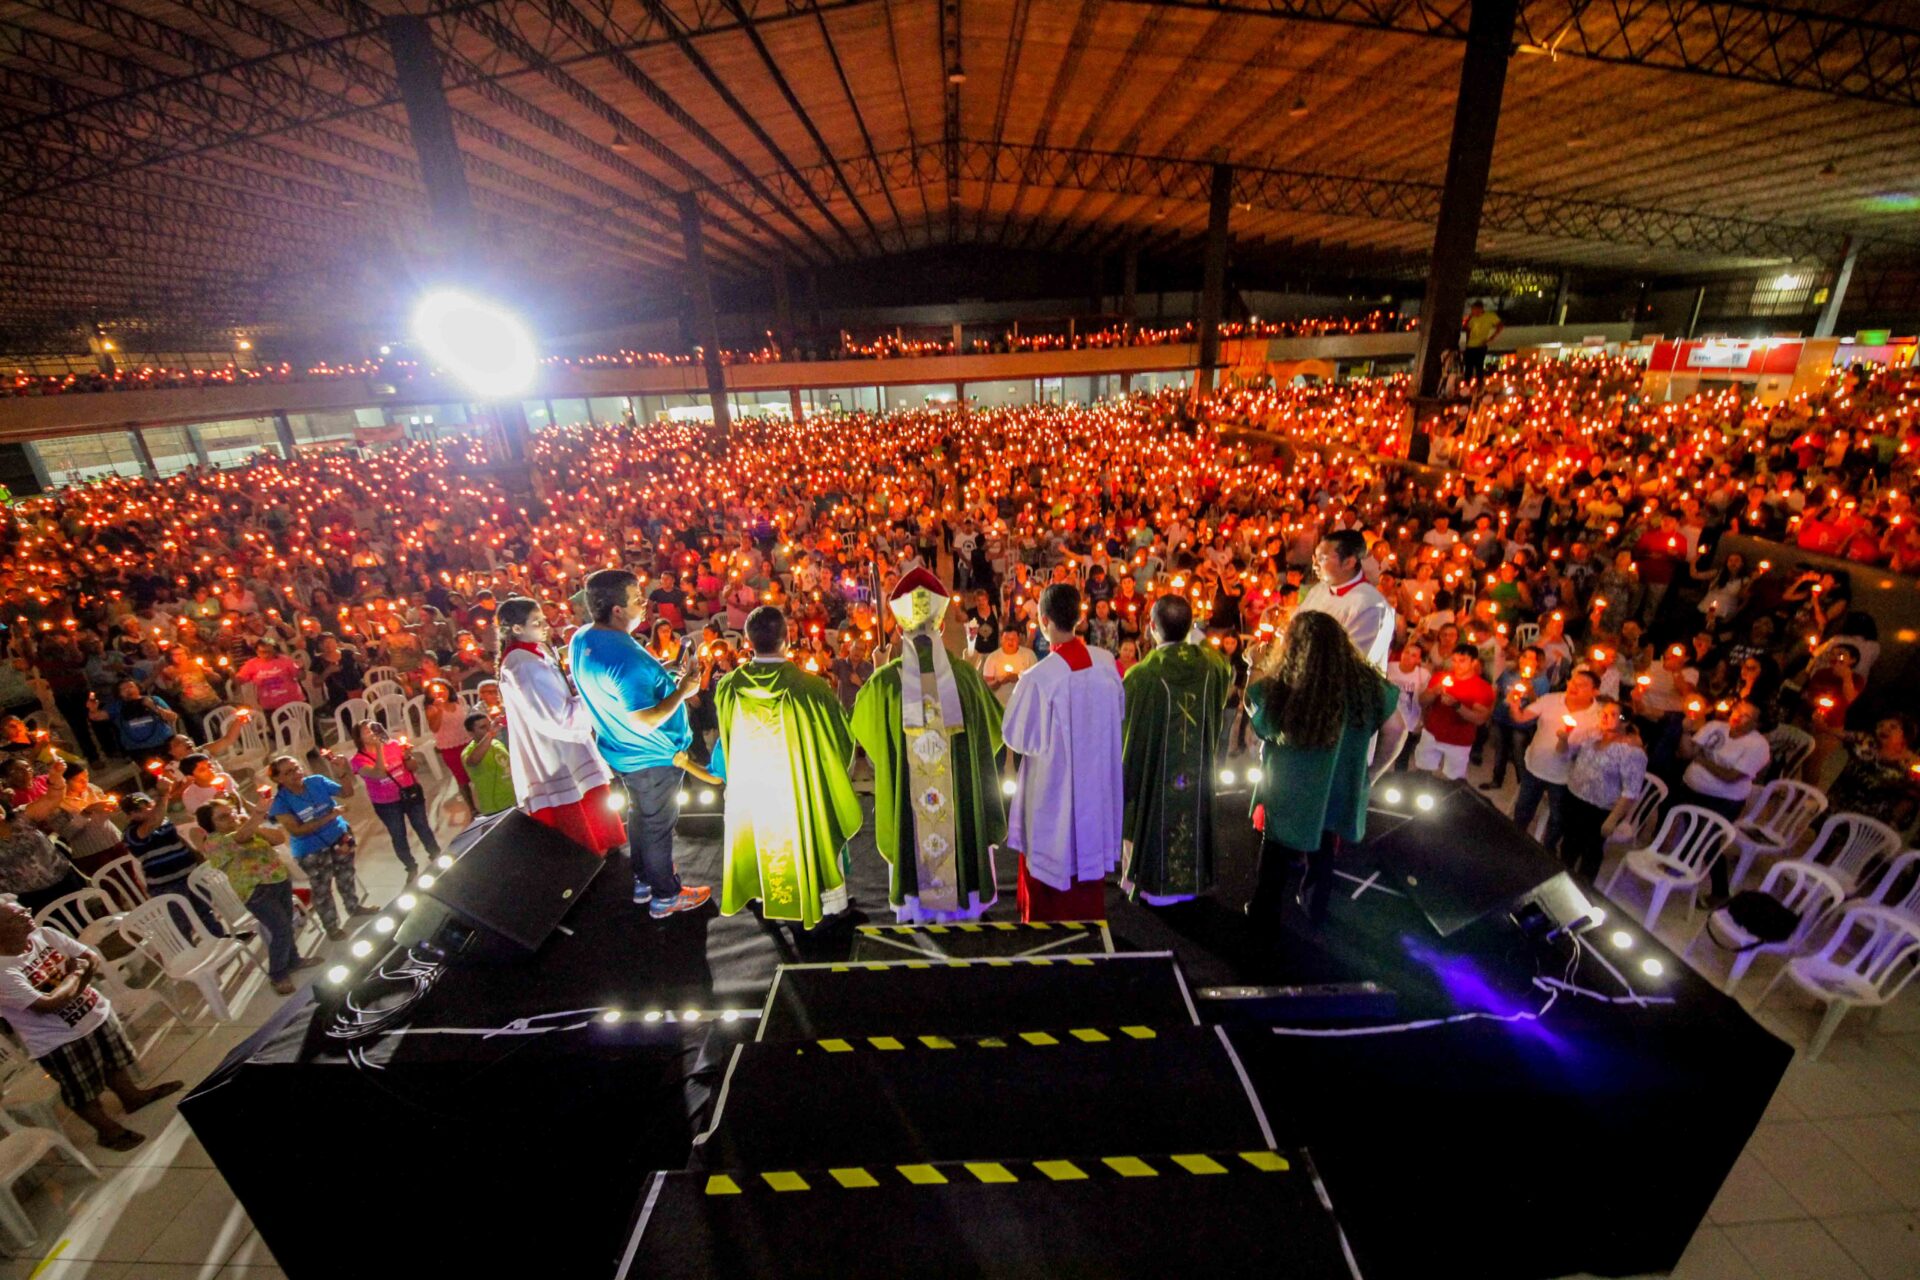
[
  {"x1": 410, "y1": 289, "x2": 538, "y2": 399},
  {"x1": 1288, "y1": 96, "x2": 1309, "y2": 118},
  {"x1": 1818, "y1": 160, "x2": 1839, "y2": 180},
  {"x1": 948, "y1": 68, "x2": 967, "y2": 84},
  {"x1": 610, "y1": 132, "x2": 631, "y2": 154}
]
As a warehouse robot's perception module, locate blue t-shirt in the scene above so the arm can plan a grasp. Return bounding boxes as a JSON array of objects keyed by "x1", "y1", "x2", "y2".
[
  {"x1": 569, "y1": 626, "x2": 689, "y2": 775},
  {"x1": 113, "y1": 695, "x2": 174, "y2": 751},
  {"x1": 269, "y1": 775, "x2": 350, "y2": 859}
]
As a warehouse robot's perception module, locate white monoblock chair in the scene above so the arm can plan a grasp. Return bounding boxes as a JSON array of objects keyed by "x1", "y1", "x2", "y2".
[
  {"x1": 204, "y1": 705, "x2": 272, "y2": 779},
  {"x1": 0, "y1": 1038, "x2": 61, "y2": 1134},
  {"x1": 0, "y1": 1109, "x2": 100, "y2": 1252},
  {"x1": 369, "y1": 694, "x2": 409, "y2": 738},
  {"x1": 1726, "y1": 779, "x2": 1828, "y2": 892},
  {"x1": 88, "y1": 854, "x2": 148, "y2": 913},
  {"x1": 186, "y1": 865, "x2": 273, "y2": 973},
  {"x1": 363, "y1": 680, "x2": 406, "y2": 706},
  {"x1": 402, "y1": 697, "x2": 443, "y2": 776},
  {"x1": 1604, "y1": 775, "x2": 1669, "y2": 855},
  {"x1": 271, "y1": 701, "x2": 316, "y2": 758},
  {"x1": 31, "y1": 887, "x2": 124, "y2": 950},
  {"x1": 1849, "y1": 850, "x2": 1920, "y2": 920},
  {"x1": 1513, "y1": 621, "x2": 1540, "y2": 648},
  {"x1": 456, "y1": 689, "x2": 487, "y2": 716},
  {"x1": 1764, "y1": 724, "x2": 1816, "y2": 783},
  {"x1": 1758, "y1": 904, "x2": 1920, "y2": 1060},
  {"x1": 1685, "y1": 860, "x2": 1847, "y2": 994},
  {"x1": 361, "y1": 666, "x2": 400, "y2": 690},
  {"x1": 332, "y1": 697, "x2": 372, "y2": 749},
  {"x1": 1785, "y1": 812, "x2": 1903, "y2": 896},
  {"x1": 1602, "y1": 804, "x2": 1738, "y2": 929},
  {"x1": 115, "y1": 895, "x2": 264, "y2": 1022}
]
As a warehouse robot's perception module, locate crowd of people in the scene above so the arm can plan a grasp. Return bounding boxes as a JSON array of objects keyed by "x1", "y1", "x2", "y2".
[{"x1": 0, "y1": 350, "x2": 1915, "y2": 1142}]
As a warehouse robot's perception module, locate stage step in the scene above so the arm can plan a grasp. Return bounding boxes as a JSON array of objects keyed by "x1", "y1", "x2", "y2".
[
  {"x1": 757, "y1": 951, "x2": 1197, "y2": 1043},
  {"x1": 694, "y1": 1024, "x2": 1270, "y2": 1170},
  {"x1": 849, "y1": 919, "x2": 1113, "y2": 962},
  {"x1": 619, "y1": 1149, "x2": 1355, "y2": 1280}
]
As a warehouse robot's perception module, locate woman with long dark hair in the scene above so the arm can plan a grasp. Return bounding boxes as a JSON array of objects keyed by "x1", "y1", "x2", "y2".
[{"x1": 1245, "y1": 611, "x2": 1397, "y2": 926}]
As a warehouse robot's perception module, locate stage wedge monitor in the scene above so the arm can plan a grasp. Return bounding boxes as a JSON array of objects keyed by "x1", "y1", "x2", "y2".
[{"x1": 415, "y1": 808, "x2": 606, "y2": 953}]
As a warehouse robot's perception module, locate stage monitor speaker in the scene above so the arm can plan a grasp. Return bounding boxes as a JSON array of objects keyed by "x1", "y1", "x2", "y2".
[
  {"x1": 413, "y1": 808, "x2": 606, "y2": 954},
  {"x1": 1362, "y1": 776, "x2": 1593, "y2": 937}
]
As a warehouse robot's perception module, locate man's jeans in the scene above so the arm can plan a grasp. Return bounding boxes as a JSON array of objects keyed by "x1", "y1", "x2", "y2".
[
  {"x1": 1512, "y1": 768, "x2": 1568, "y2": 852},
  {"x1": 247, "y1": 879, "x2": 298, "y2": 980},
  {"x1": 618, "y1": 764, "x2": 685, "y2": 901}
]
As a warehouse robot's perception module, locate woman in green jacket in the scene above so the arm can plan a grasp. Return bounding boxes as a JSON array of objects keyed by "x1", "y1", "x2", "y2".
[{"x1": 1246, "y1": 611, "x2": 1397, "y2": 926}]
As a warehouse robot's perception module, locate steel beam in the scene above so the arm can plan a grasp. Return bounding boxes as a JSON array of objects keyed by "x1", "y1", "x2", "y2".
[
  {"x1": 1195, "y1": 164, "x2": 1232, "y2": 392},
  {"x1": 384, "y1": 15, "x2": 477, "y2": 254},
  {"x1": 679, "y1": 195, "x2": 733, "y2": 439}
]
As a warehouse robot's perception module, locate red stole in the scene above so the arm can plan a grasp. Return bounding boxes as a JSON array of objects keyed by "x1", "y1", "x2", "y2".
[{"x1": 1052, "y1": 638, "x2": 1092, "y2": 671}]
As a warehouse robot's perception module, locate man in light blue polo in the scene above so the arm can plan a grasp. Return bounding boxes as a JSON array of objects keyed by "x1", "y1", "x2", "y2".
[{"x1": 570, "y1": 569, "x2": 711, "y2": 919}]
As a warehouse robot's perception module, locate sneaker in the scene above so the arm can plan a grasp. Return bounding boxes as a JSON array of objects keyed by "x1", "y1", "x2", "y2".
[
  {"x1": 650, "y1": 885, "x2": 712, "y2": 919},
  {"x1": 272, "y1": 979, "x2": 296, "y2": 996},
  {"x1": 632, "y1": 884, "x2": 654, "y2": 907}
]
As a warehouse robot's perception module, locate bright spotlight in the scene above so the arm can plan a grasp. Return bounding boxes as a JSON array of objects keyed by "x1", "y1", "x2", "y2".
[
  {"x1": 396, "y1": 893, "x2": 418, "y2": 912},
  {"x1": 435, "y1": 854, "x2": 454, "y2": 870},
  {"x1": 601, "y1": 1010, "x2": 622, "y2": 1024},
  {"x1": 1640, "y1": 958, "x2": 1665, "y2": 978},
  {"x1": 697, "y1": 788, "x2": 717, "y2": 807},
  {"x1": 682, "y1": 1009, "x2": 701, "y2": 1022},
  {"x1": 1415, "y1": 793, "x2": 1435, "y2": 812},
  {"x1": 373, "y1": 916, "x2": 396, "y2": 935},
  {"x1": 1588, "y1": 907, "x2": 1607, "y2": 928},
  {"x1": 722, "y1": 1009, "x2": 740, "y2": 1022},
  {"x1": 1218, "y1": 769, "x2": 1237, "y2": 786},
  {"x1": 349, "y1": 939, "x2": 373, "y2": 959},
  {"x1": 1610, "y1": 930, "x2": 1634, "y2": 950},
  {"x1": 411, "y1": 290, "x2": 537, "y2": 399},
  {"x1": 326, "y1": 964, "x2": 350, "y2": 985},
  {"x1": 642, "y1": 1010, "x2": 664, "y2": 1023},
  {"x1": 1001, "y1": 779, "x2": 1017, "y2": 797},
  {"x1": 1383, "y1": 787, "x2": 1403, "y2": 805},
  {"x1": 676, "y1": 790, "x2": 691, "y2": 806},
  {"x1": 607, "y1": 790, "x2": 628, "y2": 812},
  {"x1": 1245, "y1": 767, "x2": 1263, "y2": 784},
  {"x1": 417, "y1": 874, "x2": 436, "y2": 889}
]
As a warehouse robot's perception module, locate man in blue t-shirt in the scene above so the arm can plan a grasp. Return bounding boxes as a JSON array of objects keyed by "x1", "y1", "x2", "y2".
[
  {"x1": 569, "y1": 569, "x2": 711, "y2": 919},
  {"x1": 268, "y1": 750, "x2": 370, "y2": 938}
]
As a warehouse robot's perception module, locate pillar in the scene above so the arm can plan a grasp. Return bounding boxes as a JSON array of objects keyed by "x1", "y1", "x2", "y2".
[
  {"x1": 678, "y1": 192, "x2": 732, "y2": 438},
  {"x1": 384, "y1": 15, "x2": 476, "y2": 254},
  {"x1": 129, "y1": 428, "x2": 159, "y2": 479},
  {"x1": 1409, "y1": 0, "x2": 1520, "y2": 403},
  {"x1": 1121, "y1": 247, "x2": 1138, "y2": 330},
  {"x1": 1551, "y1": 269, "x2": 1572, "y2": 326},
  {"x1": 1813, "y1": 236, "x2": 1859, "y2": 339},
  {"x1": 185, "y1": 424, "x2": 212, "y2": 468},
  {"x1": 272, "y1": 411, "x2": 297, "y2": 459},
  {"x1": 1194, "y1": 164, "x2": 1233, "y2": 395},
  {"x1": 789, "y1": 388, "x2": 804, "y2": 424},
  {"x1": 951, "y1": 321, "x2": 963, "y2": 353},
  {"x1": 1685, "y1": 285, "x2": 1707, "y2": 340},
  {"x1": 773, "y1": 262, "x2": 795, "y2": 354}
]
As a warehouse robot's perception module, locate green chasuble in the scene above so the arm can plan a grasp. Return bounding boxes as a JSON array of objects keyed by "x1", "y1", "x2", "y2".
[
  {"x1": 712, "y1": 661, "x2": 864, "y2": 929},
  {"x1": 850, "y1": 646, "x2": 1006, "y2": 914},
  {"x1": 1245, "y1": 675, "x2": 1397, "y2": 854},
  {"x1": 1120, "y1": 642, "x2": 1231, "y2": 900}
]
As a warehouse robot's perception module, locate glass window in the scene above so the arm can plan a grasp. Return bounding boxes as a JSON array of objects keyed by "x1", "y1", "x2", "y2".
[
  {"x1": 549, "y1": 398, "x2": 589, "y2": 426},
  {"x1": 291, "y1": 411, "x2": 357, "y2": 445},
  {"x1": 523, "y1": 401, "x2": 554, "y2": 430},
  {"x1": 143, "y1": 426, "x2": 198, "y2": 476},
  {"x1": 193, "y1": 417, "x2": 277, "y2": 469},
  {"x1": 31, "y1": 431, "x2": 145, "y2": 485},
  {"x1": 588, "y1": 396, "x2": 630, "y2": 425}
]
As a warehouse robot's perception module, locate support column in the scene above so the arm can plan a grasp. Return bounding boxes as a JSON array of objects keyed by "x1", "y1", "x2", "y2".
[
  {"x1": 773, "y1": 262, "x2": 795, "y2": 354},
  {"x1": 951, "y1": 321, "x2": 963, "y2": 353},
  {"x1": 1121, "y1": 247, "x2": 1139, "y2": 331},
  {"x1": 1194, "y1": 164, "x2": 1233, "y2": 395},
  {"x1": 186, "y1": 424, "x2": 212, "y2": 469},
  {"x1": 384, "y1": 15, "x2": 476, "y2": 254},
  {"x1": 1551, "y1": 269, "x2": 1572, "y2": 326},
  {"x1": 1409, "y1": 0, "x2": 1519, "y2": 404},
  {"x1": 678, "y1": 193, "x2": 732, "y2": 438},
  {"x1": 1685, "y1": 285, "x2": 1707, "y2": 340},
  {"x1": 789, "y1": 388, "x2": 804, "y2": 424},
  {"x1": 273, "y1": 411, "x2": 297, "y2": 459},
  {"x1": 1814, "y1": 236, "x2": 1859, "y2": 338},
  {"x1": 129, "y1": 429, "x2": 159, "y2": 479}
]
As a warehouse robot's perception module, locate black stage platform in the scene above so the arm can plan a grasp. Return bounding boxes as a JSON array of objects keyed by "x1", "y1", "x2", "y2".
[{"x1": 183, "y1": 780, "x2": 1790, "y2": 1280}]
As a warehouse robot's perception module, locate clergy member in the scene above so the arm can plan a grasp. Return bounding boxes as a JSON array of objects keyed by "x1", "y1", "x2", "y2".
[
  {"x1": 851, "y1": 569, "x2": 1007, "y2": 922},
  {"x1": 709, "y1": 606, "x2": 863, "y2": 930},
  {"x1": 1120, "y1": 595, "x2": 1231, "y2": 905},
  {"x1": 1296, "y1": 529, "x2": 1394, "y2": 670},
  {"x1": 1001, "y1": 582, "x2": 1125, "y2": 921}
]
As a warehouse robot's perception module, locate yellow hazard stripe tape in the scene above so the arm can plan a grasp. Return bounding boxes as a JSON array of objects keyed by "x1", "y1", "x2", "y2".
[
  {"x1": 809, "y1": 1025, "x2": 1158, "y2": 1052},
  {"x1": 701, "y1": 1151, "x2": 1293, "y2": 1194},
  {"x1": 858, "y1": 922, "x2": 1092, "y2": 934}
]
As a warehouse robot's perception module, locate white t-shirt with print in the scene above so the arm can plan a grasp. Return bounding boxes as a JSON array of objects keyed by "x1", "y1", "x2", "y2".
[{"x1": 0, "y1": 927, "x2": 109, "y2": 1058}]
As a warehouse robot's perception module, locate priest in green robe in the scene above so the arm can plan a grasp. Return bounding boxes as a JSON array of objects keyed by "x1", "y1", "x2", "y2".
[
  {"x1": 710, "y1": 606, "x2": 863, "y2": 930},
  {"x1": 1121, "y1": 595, "x2": 1232, "y2": 905},
  {"x1": 851, "y1": 568, "x2": 1006, "y2": 922}
]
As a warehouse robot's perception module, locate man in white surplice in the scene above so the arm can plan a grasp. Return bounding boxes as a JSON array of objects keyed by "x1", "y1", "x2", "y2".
[{"x1": 1001, "y1": 582, "x2": 1125, "y2": 921}]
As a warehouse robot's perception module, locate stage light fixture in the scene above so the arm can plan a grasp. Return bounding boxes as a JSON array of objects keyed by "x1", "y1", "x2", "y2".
[
  {"x1": 1219, "y1": 769, "x2": 1237, "y2": 786},
  {"x1": 410, "y1": 290, "x2": 537, "y2": 399},
  {"x1": 397, "y1": 893, "x2": 418, "y2": 911},
  {"x1": 677, "y1": 789, "x2": 692, "y2": 806},
  {"x1": 326, "y1": 964, "x2": 350, "y2": 985},
  {"x1": 683, "y1": 1009, "x2": 701, "y2": 1022},
  {"x1": 722, "y1": 1009, "x2": 740, "y2": 1022},
  {"x1": 1001, "y1": 779, "x2": 1017, "y2": 797},
  {"x1": 374, "y1": 916, "x2": 396, "y2": 934},
  {"x1": 602, "y1": 1010, "x2": 621, "y2": 1024},
  {"x1": 697, "y1": 788, "x2": 717, "y2": 807},
  {"x1": 1415, "y1": 793, "x2": 1435, "y2": 812},
  {"x1": 643, "y1": 1010, "x2": 664, "y2": 1023},
  {"x1": 417, "y1": 874, "x2": 436, "y2": 889},
  {"x1": 1640, "y1": 958, "x2": 1665, "y2": 978},
  {"x1": 1588, "y1": 907, "x2": 1607, "y2": 927},
  {"x1": 1383, "y1": 786, "x2": 1403, "y2": 805},
  {"x1": 435, "y1": 854, "x2": 454, "y2": 870},
  {"x1": 607, "y1": 790, "x2": 628, "y2": 812},
  {"x1": 350, "y1": 939, "x2": 373, "y2": 959},
  {"x1": 1610, "y1": 930, "x2": 1634, "y2": 950},
  {"x1": 378, "y1": 344, "x2": 392, "y2": 356},
  {"x1": 1246, "y1": 767, "x2": 1263, "y2": 784}
]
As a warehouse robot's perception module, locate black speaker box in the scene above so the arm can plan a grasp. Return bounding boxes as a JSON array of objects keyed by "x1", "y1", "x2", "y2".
[{"x1": 408, "y1": 808, "x2": 606, "y2": 954}]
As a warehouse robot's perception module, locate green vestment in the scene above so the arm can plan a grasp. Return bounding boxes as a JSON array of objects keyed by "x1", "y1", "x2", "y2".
[
  {"x1": 1245, "y1": 675, "x2": 1397, "y2": 853},
  {"x1": 850, "y1": 645, "x2": 1007, "y2": 916},
  {"x1": 1120, "y1": 642, "x2": 1231, "y2": 899},
  {"x1": 712, "y1": 661, "x2": 863, "y2": 928}
]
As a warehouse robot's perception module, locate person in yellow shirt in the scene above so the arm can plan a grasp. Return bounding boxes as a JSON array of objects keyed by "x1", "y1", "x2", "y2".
[{"x1": 1462, "y1": 301, "x2": 1503, "y2": 377}]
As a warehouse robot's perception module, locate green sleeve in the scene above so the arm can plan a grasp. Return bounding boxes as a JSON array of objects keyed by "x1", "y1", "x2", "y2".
[{"x1": 1246, "y1": 677, "x2": 1283, "y2": 742}]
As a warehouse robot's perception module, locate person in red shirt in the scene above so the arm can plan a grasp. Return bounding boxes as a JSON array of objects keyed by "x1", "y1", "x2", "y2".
[
  {"x1": 1414, "y1": 645, "x2": 1494, "y2": 780},
  {"x1": 1630, "y1": 514, "x2": 1687, "y2": 624}
]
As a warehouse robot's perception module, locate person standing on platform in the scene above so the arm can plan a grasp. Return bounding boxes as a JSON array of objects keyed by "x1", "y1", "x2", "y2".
[
  {"x1": 851, "y1": 570, "x2": 1006, "y2": 923},
  {"x1": 708, "y1": 607, "x2": 863, "y2": 930},
  {"x1": 1295, "y1": 530, "x2": 1394, "y2": 671},
  {"x1": 495, "y1": 597, "x2": 625, "y2": 854},
  {"x1": 1506, "y1": 667, "x2": 1605, "y2": 852},
  {"x1": 1001, "y1": 583, "x2": 1125, "y2": 922},
  {"x1": 1414, "y1": 645, "x2": 1495, "y2": 781},
  {"x1": 1560, "y1": 698, "x2": 1647, "y2": 883},
  {"x1": 1461, "y1": 301, "x2": 1503, "y2": 379},
  {"x1": 1120, "y1": 595, "x2": 1231, "y2": 905},
  {"x1": 1676, "y1": 700, "x2": 1770, "y2": 899},
  {"x1": 569, "y1": 571, "x2": 711, "y2": 920},
  {"x1": 1245, "y1": 611, "x2": 1398, "y2": 927}
]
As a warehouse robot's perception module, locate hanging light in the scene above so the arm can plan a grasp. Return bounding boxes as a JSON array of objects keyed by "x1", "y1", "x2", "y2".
[
  {"x1": 1289, "y1": 96, "x2": 1309, "y2": 118},
  {"x1": 610, "y1": 132, "x2": 631, "y2": 154}
]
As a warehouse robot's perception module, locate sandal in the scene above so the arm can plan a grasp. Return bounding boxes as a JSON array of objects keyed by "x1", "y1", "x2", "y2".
[{"x1": 126, "y1": 1081, "x2": 184, "y2": 1114}]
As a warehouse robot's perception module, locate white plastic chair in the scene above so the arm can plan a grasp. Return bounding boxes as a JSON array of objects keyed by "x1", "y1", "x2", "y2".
[
  {"x1": 1764, "y1": 724, "x2": 1815, "y2": 783},
  {"x1": 1605, "y1": 774, "x2": 1669, "y2": 853},
  {"x1": 1726, "y1": 779, "x2": 1828, "y2": 891},
  {"x1": 457, "y1": 689, "x2": 487, "y2": 716},
  {"x1": 362, "y1": 665, "x2": 400, "y2": 690},
  {"x1": 271, "y1": 701, "x2": 316, "y2": 757},
  {"x1": 186, "y1": 865, "x2": 272, "y2": 974},
  {"x1": 369, "y1": 693, "x2": 409, "y2": 737},
  {"x1": 1786, "y1": 812, "x2": 1903, "y2": 895},
  {"x1": 1758, "y1": 904, "x2": 1920, "y2": 1060},
  {"x1": 114, "y1": 894, "x2": 264, "y2": 1022},
  {"x1": 1685, "y1": 860, "x2": 1847, "y2": 993},
  {"x1": 1849, "y1": 849, "x2": 1920, "y2": 920},
  {"x1": 1513, "y1": 622, "x2": 1540, "y2": 648},
  {"x1": 0, "y1": 1108, "x2": 100, "y2": 1251},
  {"x1": 364, "y1": 680, "x2": 406, "y2": 705},
  {"x1": 332, "y1": 696, "x2": 372, "y2": 748},
  {"x1": 401, "y1": 697, "x2": 443, "y2": 776},
  {"x1": 1602, "y1": 804, "x2": 1738, "y2": 929},
  {"x1": 88, "y1": 854, "x2": 148, "y2": 913},
  {"x1": 31, "y1": 887, "x2": 124, "y2": 950},
  {"x1": 0, "y1": 1038, "x2": 61, "y2": 1134}
]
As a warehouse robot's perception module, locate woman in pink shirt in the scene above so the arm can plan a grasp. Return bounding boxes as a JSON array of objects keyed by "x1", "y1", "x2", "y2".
[
  {"x1": 349, "y1": 720, "x2": 439, "y2": 878},
  {"x1": 235, "y1": 641, "x2": 305, "y2": 712}
]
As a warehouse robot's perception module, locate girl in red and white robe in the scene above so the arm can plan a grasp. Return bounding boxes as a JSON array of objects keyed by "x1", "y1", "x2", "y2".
[{"x1": 495, "y1": 598, "x2": 625, "y2": 855}]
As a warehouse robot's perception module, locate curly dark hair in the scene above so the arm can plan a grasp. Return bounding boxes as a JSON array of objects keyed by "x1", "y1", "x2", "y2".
[{"x1": 1259, "y1": 610, "x2": 1386, "y2": 751}]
